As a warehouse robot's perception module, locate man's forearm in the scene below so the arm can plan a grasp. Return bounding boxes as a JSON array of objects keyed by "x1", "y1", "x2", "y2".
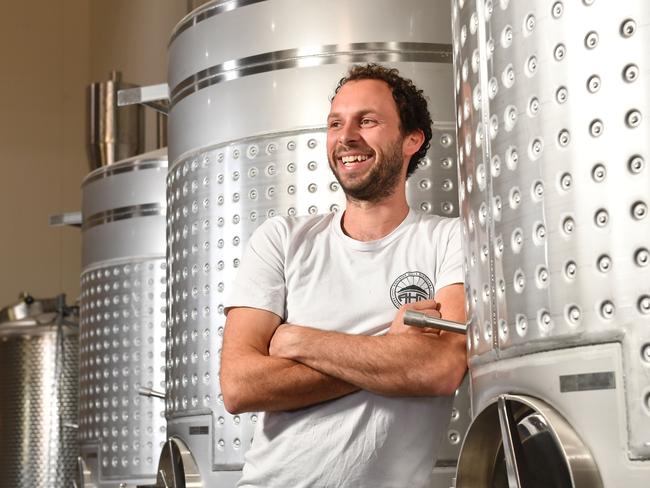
[
  {"x1": 220, "y1": 351, "x2": 358, "y2": 414},
  {"x1": 271, "y1": 327, "x2": 467, "y2": 397}
]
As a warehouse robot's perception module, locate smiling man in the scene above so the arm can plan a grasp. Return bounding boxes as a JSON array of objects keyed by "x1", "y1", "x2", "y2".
[{"x1": 220, "y1": 64, "x2": 467, "y2": 488}]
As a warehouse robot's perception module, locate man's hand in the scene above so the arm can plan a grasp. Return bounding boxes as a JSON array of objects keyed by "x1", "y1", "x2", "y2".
[{"x1": 388, "y1": 298, "x2": 442, "y2": 336}]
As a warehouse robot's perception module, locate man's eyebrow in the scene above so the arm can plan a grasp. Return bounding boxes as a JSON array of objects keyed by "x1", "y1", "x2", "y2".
[{"x1": 327, "y1": 110, "x2": 377, "y2": 119}]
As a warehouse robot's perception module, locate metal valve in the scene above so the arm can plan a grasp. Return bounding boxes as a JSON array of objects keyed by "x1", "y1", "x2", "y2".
[{"x1": 403, "y1": 310, "x2": 467, "y2": 334}]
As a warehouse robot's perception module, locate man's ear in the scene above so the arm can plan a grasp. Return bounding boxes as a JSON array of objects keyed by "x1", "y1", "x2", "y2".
[{"x1": 404, "y1": 129, "x2": 425, "y2": 157}]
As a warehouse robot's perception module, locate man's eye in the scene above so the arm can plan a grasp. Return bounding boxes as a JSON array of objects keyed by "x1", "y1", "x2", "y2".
[
  {"x1": 328, "y1": 121, "x2": 341, "y2": 129},
  {"x1": 361, "y1": 118, "x2": 376, "y2": 126}
]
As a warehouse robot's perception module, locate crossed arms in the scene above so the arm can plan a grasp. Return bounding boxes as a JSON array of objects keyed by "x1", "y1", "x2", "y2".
[{"x1": 220, "y1": 283, "x2": 468, "y2": 414}]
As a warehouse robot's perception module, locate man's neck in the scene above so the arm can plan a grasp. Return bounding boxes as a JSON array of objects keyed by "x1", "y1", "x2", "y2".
[{"x1": 340, "y1": 192, "x2": 409, "y2": 242}]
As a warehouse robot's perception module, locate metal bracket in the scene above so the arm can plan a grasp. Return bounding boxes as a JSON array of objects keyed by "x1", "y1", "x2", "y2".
[
  {"x1": 138, "y1": 386, "x2": 166, "y2": 399},
  {"x1": 48, "y1": 212, "x2": 82, "y2": 228},
  {"x1": 118, "y1": 83, "x2": 170, "y2": 115}
]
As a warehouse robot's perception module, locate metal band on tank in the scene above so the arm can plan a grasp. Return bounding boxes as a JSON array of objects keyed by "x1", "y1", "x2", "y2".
[
  {"x1": 82, "y1": 159, "x2": 168, "y2": 186},
  {"x1": 475, "y1": 0, "x2": 500, "y2": 350},
  {"x1": 82, "y1": 203, "x2": 165, "y2": 230},
  {"x1": 170, "y1": 42, "x2": 453, "y2": 107},
  {"x1": 171, "y1": 0, "x2": 268, "y2": 44}
]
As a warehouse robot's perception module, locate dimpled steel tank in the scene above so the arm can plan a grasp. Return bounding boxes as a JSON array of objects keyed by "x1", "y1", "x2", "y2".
[
  {"x1": 165, "y1": 0, "x2": 468, "y2": 486},
  {"x1": 79, "y1": 150, "x2": 168, "y2": 487},
  {"x1": 452, "y1": 1, "x2": 650, "y2": 486},
  {"x1": 0, "y1": 297, "x2": 78, "y2": 488}
]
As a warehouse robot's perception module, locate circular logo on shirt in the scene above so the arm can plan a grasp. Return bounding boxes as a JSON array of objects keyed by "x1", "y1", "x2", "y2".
[{"x1": 390, "y1": 271, "x2": 434, "y2": 308}]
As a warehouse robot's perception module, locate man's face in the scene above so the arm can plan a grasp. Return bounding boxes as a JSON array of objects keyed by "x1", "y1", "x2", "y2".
[{"x1": 326, "y1": 79, "x2": 407, "y2": 203}]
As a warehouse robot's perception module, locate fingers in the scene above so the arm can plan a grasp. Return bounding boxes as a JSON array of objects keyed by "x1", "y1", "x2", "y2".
[
  {"x1": 420, "y1": 327, "x2": 442, "y2": 335},
  {"x1": 405, "y1": 298, "x2": 439, "y2": 311}
]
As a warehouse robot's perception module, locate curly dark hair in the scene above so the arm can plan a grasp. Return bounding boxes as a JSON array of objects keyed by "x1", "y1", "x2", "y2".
[{"x1": 333, "y1": 63, "x2": 433, "y2": 178}]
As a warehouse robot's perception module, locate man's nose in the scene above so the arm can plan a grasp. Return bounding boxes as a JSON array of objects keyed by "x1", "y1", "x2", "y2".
[{"x1": 339, "y1": 122, "x2": 359, "y2": 145}]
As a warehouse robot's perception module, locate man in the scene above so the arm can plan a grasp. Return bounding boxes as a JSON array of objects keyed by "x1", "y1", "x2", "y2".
[{"x1": 221, "y1": 64, "x2": 467, "y2": 488}]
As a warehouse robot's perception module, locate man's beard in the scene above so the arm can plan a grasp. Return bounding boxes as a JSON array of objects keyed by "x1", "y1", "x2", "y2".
[{"x1": 329, "y1": 138, "x2": 404, "y2": 204}]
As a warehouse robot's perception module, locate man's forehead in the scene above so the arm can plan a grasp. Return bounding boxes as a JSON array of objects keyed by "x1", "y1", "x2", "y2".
[{"x1": 329, "y1": 79, "x2": 396, "y2": 113}]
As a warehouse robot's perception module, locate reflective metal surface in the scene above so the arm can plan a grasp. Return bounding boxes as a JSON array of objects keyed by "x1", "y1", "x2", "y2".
[
  {"x1": 456, "y1": 395, "x2": 602, "y2": 488},
  {"x1": 170, "y1": 42, "x2": 452, "y2": 107},
  {"x1": 0, "y1": 293, "x2": 59, "y2": 322},
  {"x1": 404, "y1": 310, "x2": 468, "y2": 334},
  {"x1": 0, "y1": 296, "x2": 78, "y2": 488},
  {"x1": 87, "y1": 70, "x2": 144, "y2": 170},
  {"x1": 172, "y1": 0, "x2": 267, "y2": 43},
  {"x1": 152, "y1": 438, "x2": 203, "y2": 488},
  {"x1": 167, "y1": 0, "x2": 465, "y2": 484},
  {"x1": 79, "y1": 151, "x2": 168, "y2": 487},
  {"x1": 452, "y1": 0, "x2": 650, "y2": 478},
  {"x1": 82, "y1": 203, "x2": 165, "y2": 231}
]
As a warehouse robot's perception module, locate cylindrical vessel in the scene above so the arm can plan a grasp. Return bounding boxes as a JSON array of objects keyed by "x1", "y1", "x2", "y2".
[
  {"x1": 78, "y1": 150, "x2": 168, "y2": 487},
  {"x1": 87, "y1": 70, "x2": 144, "y2": 170},
  {"x1": 166, "y1": 1, "x2": 466, "y2": 485},
  {"x1": 452, "y1": 0, "x2": 650, "y2": 486},
  {"x1": 0, "y1": 295, "x2": 79, "y2": 488}
]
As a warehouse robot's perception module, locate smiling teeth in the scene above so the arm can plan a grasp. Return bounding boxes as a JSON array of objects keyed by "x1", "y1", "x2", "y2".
[{"x1": 342, "y1": 155, "x2": 369, "y2": 164}]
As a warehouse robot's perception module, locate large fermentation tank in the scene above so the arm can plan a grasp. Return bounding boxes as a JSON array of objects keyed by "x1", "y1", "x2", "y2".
[
  {"x1": 0, "y1": 295, "x2": 78, "y2": 488},
  {"x1": 452, "y1": 0, "x2": 650, "y2": 486},
  {"x1": 78, "y1": 150, "x2": 168, "y2": 487},
  {"x1": 164, "y1": 0, "x2": 468, "y2": 486}
]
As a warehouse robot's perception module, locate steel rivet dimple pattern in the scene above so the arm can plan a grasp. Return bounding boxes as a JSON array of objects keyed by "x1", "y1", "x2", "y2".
[
  {"x1": 552, "y1": 1, "x2": 564, "y2": 18},
  {"x1": 589, "y1": 119, "x2": 604, "y2": 137},
  {"x1": 635, "y1": 248, "x2": 650, "y2": 267},
  {"x1": 587, "y1": 75, "x2": 601, "y2": 93},
  {"x1": 632, "y1": 201, "x2": 648, "y2": 220},
  {"x1": 600, "y1": 300, "x2": 616, "y2": 319},
  {"x1": 80, "y1": 260, "x2": 166, "y2": 479},
  {"x1": 623, "y1": 64, "x2": 639, "y2": 83},
  {"x1": 564, "y1": 261, "x2": 577, "y2": 281},
  {"x1": 638, "y1": 296, "x2": 650, "y2": 315},
  {"x1": 594, "y1": 209, "x2": 609, "y2": 227},
  {"x1": 629, "y1": 155, "x2": 645, "y2": 174},
  {"x1": 642, "y1": 344, "x2": 650, "y2": 362},
  {"x1": 585, "y1": 31, "x2": 599, "y2": 49},
  {"x1": 567, "y1": 305, "x2": 582, "y2": 325},
  {"x1": 556, "y1": 86, "x2": 568, "y2": 104},
  {"x1": 621, "y1": 19, "x2": 637, "y2": 38},
  {"x1": 592, "y1": 164, "x2": 607, "y2": 182},
  {"x1": 626, "y1": 109, "x2": 642, "y2": 128}
]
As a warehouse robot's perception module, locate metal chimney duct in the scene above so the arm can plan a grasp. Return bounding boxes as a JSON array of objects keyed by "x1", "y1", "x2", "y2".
[{"x1": 87, "y1": 70, "x2": 144, "y2": 170}]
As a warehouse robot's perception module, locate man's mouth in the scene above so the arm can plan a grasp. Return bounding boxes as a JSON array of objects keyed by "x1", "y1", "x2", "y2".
[{"x1": 337, "y1": 153, "x2": 374, "y2": 169}]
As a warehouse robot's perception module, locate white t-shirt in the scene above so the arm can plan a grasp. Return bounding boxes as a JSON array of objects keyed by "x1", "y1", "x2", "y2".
[{"x1": 225, "y1": 209, "x2": 464, "y2": 488}]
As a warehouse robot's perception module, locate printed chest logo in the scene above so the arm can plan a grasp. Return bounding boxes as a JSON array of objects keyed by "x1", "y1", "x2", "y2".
[{"x1": 390, "y1": 271, "x2": 435, "y2": 308}]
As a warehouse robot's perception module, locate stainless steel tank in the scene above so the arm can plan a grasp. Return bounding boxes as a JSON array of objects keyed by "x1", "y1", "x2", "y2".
[
  {"x1": 78, "y1": 150, "x2": 168, "y2": 487},
  {"x1": 452, "y1": 0, "x2": 650, "y2": 486},
  {"x1": 165, "y1": 1, "x2": 468, "y2": 486},
  {"x1": 0, "y1": 294, "x2": 79, "y2": 488}
]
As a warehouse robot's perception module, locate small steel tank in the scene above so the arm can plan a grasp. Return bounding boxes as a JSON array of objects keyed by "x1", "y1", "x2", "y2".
[
  {"x1": 164, "y1": 1, "x2": 467, "y2": 486},
  {"x1": 0, "y1": 294, "x2": 79, "y2": 488},
  {"x1": 78, "y1": 150, "x2": 168, "y2": 487},
  {"x1": 452, "y1": 0, "x2": 650, "y2": 486}
]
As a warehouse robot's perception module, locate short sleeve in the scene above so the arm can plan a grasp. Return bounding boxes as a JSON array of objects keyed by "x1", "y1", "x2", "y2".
[
  {"x1": 224, "y1": 217, "x2": 287, "y2": 319},
  {"x1": 434, "y1": 218, "x2": 464, "y2": 291}
]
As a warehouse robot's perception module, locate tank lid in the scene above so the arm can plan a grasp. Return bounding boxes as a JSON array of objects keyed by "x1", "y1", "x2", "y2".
[{"x1": 0, "y1": 293, "x2": 61, "y2": 324}]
